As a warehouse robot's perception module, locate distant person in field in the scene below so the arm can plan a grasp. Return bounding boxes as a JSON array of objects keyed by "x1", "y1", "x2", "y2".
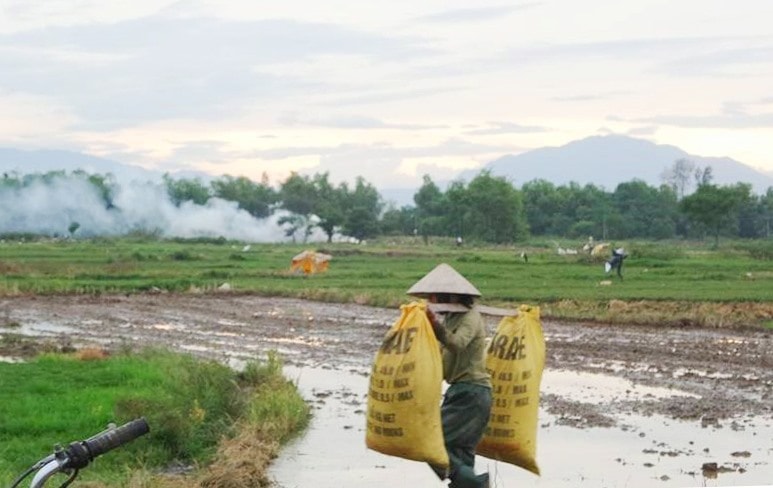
[{"x1": 605, "y1": 248, "x2": 628, "y2": 280}]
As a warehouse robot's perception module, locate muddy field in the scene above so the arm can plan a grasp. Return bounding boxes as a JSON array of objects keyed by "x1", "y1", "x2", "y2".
[{"x1": 2, "y1": 293, "x2": 772, "y2": 487}]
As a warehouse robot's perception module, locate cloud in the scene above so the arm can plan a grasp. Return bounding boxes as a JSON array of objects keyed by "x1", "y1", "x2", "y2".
[
  {"x1": 418, "y1": 3, "x2": 541, "y2": 23},
  {"x1": 0, "y1": 90, "x2": 77, "y2": 142},
  {"x1": 636, "y1": 102, "x2": 773, "y2": 129},
  {"x1": 551, "y1": 95, "x2": 607, "y2": 102},
  {"x1": 165, "y1": 140, "x2": 233, "y2": 165},
  {"x1": 240, "y1": 138, "x2": 516, "y2": 188},
  {"x1": 0, "y1": 15, "x2": 434, "y2": 128},
  {"x1": 551, "y1": 91, "x2": 630, "y2": 102},
  {"x1": 277, "y1": 113, "x2": 445, "y2": 130},
  {"x1": 250, "y1": 138, "x2": 512, "y2": 161},
  {"x1": 463, "y1": 121, "x2": 548, "y2": 135},
  {"x1": 639, "y1": 111, "x2": 773, "y2": 129},
  {"x1": 659, "y1": 44, "x2": 773, "y2": 76},
  {"x1": 501, "y1": 36, "x2": 773, "y2": 78},
  {"x1": 319, "y1": 85, "x2": 465, "y2": 107},
  {"x1": 626, "y1": 126, "x2": 658, "y2": 136}
]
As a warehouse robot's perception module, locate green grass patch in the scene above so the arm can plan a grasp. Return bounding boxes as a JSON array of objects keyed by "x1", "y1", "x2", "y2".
[{"x1": 0, "y1": 349, "x2": 309, "y2": 487}]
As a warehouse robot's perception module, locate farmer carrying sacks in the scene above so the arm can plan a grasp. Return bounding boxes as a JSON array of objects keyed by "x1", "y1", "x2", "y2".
[
  {"x1": 476, "y1": 304, "x2": 545, "y2": 475},
  {"x1": 366, "y1": 300, "x2": 449, "y2": 468},
  {"x1": 410, "y1": 263, "x2": 492, "y2": 488}
]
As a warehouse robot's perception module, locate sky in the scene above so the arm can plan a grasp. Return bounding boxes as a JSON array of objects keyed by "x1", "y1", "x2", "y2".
[{"x1": 1, "y1": 0, "x2": 772, "y2": 190}]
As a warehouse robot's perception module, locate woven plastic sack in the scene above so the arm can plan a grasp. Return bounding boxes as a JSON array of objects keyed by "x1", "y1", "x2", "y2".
[
  {"x1": 476, "y1": 305, "x2": 545, "y2": 475},
  {"x1": 366, "y1": 301, "x2": 449, "y2": 468}
]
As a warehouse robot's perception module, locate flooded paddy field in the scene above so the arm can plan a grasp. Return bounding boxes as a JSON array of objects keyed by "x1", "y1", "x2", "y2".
[{"x1": 2, "y1": 294, "x2": 771, "y2": 487}]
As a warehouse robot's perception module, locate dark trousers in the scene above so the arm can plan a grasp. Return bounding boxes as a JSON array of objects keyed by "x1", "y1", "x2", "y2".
[{"x1": 430, "y1": 382, "x2": 492, "y2": 488}]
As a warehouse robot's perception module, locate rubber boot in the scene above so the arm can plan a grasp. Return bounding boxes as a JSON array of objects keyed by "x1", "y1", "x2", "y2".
[
  {"x1": 477, "y1": 473, "x2": 490, "y2": 488},
  {"x1": 449, "y1": 469, "x2": 489, "y2": 488}
]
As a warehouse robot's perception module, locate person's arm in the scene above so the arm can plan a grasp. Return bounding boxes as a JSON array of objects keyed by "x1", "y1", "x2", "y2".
[{"x1": 427, "y1": 310, "x2": 478, "y2": 352}]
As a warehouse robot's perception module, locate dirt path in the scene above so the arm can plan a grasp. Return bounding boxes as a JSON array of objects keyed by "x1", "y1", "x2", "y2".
[
  {"x1": 3, "y1": 293, "x2": 771, "y2": 423},
  {"x1": 3, "y1": 294, "x2": 773, "y2": 486}
]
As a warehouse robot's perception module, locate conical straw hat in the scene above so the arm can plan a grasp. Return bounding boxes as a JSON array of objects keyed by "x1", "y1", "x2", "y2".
[{"x1": 406, "y1": 263, "x2": 481, "y2": 297}]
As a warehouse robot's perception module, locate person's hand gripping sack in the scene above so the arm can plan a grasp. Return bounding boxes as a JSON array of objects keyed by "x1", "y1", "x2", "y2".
[{"x1": 426, "y1": 307, "x2": 447, "y2": 344}]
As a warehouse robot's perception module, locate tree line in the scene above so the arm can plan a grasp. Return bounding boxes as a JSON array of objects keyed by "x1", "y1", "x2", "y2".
[{"x1": 2, "y1": 163, "x2": 772, "y2": 244}]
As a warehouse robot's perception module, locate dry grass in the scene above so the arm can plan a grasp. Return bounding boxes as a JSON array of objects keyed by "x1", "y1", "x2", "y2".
[
  {"x1": 543, "y1": 299, "x2": 773, "y2": 328},
  {"x1": 197, "y1": 426, "x2": 279, "y2": 488},
  {"x1": 0, "y1": 261, "x2": 25, "y2": 274},
  {"x1": 128, "y1": 423, "x2": 279, "y2": 488},
  {"x1": 75, "y1": 347, "x2": 110, "y2": 360}
]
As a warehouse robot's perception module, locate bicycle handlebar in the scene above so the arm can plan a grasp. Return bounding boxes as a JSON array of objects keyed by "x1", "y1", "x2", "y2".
[
  {"x1": 13, "y1": 418, "x2": 150, "y2": 488},
  {"x1": 78, "y1": 417, "x2": 150, "y2": 465}
]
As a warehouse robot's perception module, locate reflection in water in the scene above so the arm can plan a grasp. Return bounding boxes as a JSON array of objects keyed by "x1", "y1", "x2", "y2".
[{"x1": 270, "y1": 367, "x2": 773, "y2": 488}]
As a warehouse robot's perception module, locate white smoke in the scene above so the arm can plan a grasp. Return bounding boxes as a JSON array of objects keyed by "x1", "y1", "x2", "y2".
[{"x1": 0, "y1": 175, "x2": 332, "y2": 242}]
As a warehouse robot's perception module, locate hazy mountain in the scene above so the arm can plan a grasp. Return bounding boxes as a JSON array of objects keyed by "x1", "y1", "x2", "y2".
[
  {"x1": 0, "y1": 148, "x2": 161, "y2": 182},
  {"x1": 461, "y1": 134, "x2": 773, "y2": 194}
]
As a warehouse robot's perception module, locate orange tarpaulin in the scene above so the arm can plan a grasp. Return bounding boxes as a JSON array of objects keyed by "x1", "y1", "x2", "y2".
[{"x1": 290, "y1": 250, "x2": 332, "y2": 274}]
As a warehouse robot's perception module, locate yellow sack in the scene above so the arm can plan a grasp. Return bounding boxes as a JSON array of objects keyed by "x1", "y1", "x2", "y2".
[
  {"x1": 366, "y1": 301, "x2": 449, "y2": 468},
  {"x1": 476, "y1": 305, "x2": 545, "y2": 475}
]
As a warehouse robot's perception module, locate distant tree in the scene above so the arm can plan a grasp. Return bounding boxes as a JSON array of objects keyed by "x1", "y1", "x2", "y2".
[
  {"x1": 37, "y1": 170, "x2": 67, "y2": 185},
  {"x1": 341, "y1": 176, "x2": 382, "y2": 241},
  {"x1": 529, "y1": 182, "x2": 612, "y2": 238},
  {"x1": 92, "y1": 177, "x2": 116, "y2": 208},
  {"x1": 73, "y1": 170, "x2": 116, "y2": 208},
  {"x1": 212, "y1": 174, "x2": 276, "y2": 218},
  {"x1": 567, "y1": 183, "x2": 614, "y2": 239},
  {"x1": 163, "y1": 174, "x2": 210, "y2": 206},
  {"x1": 465, "y1": 171, "x2": 528, "y2": 243},
  {"x1": 413, "y1": 175, "x2": 447, "y2": 241},
  {"x1": 278, "y1": 173, "x2": 320, "y2": 239},
  {"x1": 1, "y1": 171, "x2": 21, "y2": 189},
  {"x1": 445, "y1": 180, "x2": 471, "y2": 239},
  {"x1": 279, "y1": 173, "x2": 317, "y2": 216},
  {"x1": 734, "y1": 184, "x2": 764, "y2": 238},
  {"x1": 613, "y1": 180, "x2": 677, "y2": 239},
  {"x1": 761, "y1": 188, "x2": 773, "y2": 238},
  {"x1": 680, "y1": 183, "x2": 743, "y2": 247},
  {"x1": 278, "y1": 213, "x2": 314, "y2": 243},
  {"x1": 661, "y1": 158, "x2": 696, "y2": 200},
  {"x1": 695, "y1": 165, "x2": 714, "y2": 187},
  {"x1": 521, "y1": 179, "x2": 561, "y2": 235},
  {"x1": 380, "y1": 205, "x2": 417, "y2": 236},
  {"x1": 312, "y1": 173, "x2": 346, "y2": 243}
]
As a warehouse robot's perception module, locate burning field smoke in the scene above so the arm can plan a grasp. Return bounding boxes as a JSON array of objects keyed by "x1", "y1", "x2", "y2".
[{"x1": 0, "y1": 174, "x2": 313, "y2": 242}]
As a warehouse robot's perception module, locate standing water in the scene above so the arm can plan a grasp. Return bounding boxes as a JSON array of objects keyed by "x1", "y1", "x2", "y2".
[{"x1": 270, "y1": 366, "x2": 773, "y2": 488}]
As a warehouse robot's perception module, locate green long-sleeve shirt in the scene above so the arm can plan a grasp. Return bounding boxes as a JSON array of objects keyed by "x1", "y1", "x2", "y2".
[{"x1": 433, "y1": 307, "x2": 491, "y2": 388}]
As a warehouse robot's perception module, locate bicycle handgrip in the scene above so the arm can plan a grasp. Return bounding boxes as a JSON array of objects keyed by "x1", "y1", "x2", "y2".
[{"x1": 83, "y1": 418, "x2": 150, "y2": 459}]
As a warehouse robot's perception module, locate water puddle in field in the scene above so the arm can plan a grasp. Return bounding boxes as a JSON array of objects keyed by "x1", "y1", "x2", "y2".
[
  {"x1": 543, "y1": 370, "x2": 700, "y2": 401},
  {"x1": 269, "y1": 367, "x2": 773, "y2": 488},
  {"x1": 0, "y1": 355, "x2": 24, "y2": 363},
  {"x1": 12, "y1": 321, "x2": 78, "y2": 336}
]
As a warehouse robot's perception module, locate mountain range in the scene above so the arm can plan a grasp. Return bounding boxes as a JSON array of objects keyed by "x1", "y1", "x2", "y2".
[
  {"x1": 2, "y1": 135, "x2": 772, "y2": 208},
  {"x1": 461, "y1": 134, "x2": 773, "y2": 194}
]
